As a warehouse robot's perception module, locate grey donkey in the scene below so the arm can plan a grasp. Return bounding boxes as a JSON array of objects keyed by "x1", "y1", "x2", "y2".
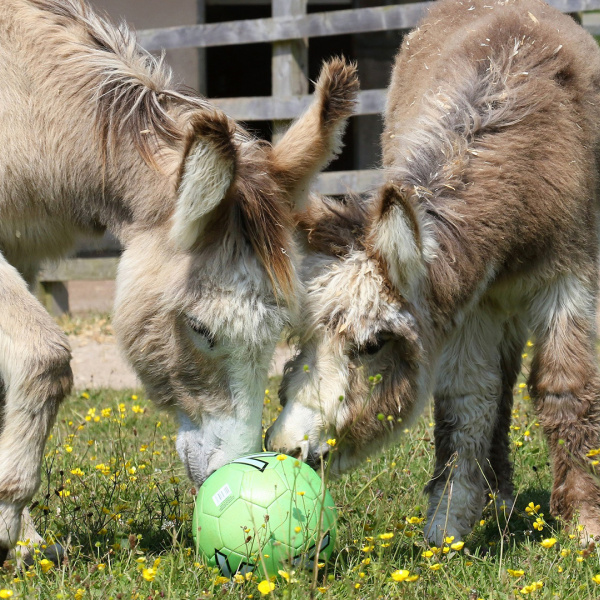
[{"x1": 0, "y1": 0, "x2": 359, "y2": 561}]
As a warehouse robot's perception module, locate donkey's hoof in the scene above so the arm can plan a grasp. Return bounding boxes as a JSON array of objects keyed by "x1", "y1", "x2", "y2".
[
  {"x1": 424, "y1": 520, "x2": 463, "y2": 547},
  {"x1": 13, "y1": 542, "x2": 64, "y2": 568}
]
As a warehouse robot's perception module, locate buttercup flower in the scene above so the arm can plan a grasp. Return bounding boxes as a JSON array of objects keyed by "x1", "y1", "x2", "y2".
[
  {"x1": 258, "y1": 580, "x2": 275, "y2": 595},
  {"x1": 39, "y1": 559, "x2": 54, "y2": 573},
  {"x1": 508, "y1": 569, "x2": 525, "y2": 578}
]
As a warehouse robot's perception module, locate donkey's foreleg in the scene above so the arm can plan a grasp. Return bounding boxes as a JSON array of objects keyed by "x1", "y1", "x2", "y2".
[
  {"x1": 482, "y1": 316, "x2": 527, "y2": 511},
  {"x1": 0, "y1": 256, "x2": 72, "y2": 559},
  {"x1": 529, "y1": 274, "x2": 600, "y2": 539},
  {"x1": 425, "y1": 306, "x2": 504, "y2": 546}
]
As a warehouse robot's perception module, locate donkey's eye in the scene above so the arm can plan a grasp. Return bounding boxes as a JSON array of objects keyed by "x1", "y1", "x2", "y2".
[
  {"x1": 360, "y1": 334, "x2": 389, "y2": 356},
  {"x1": 185, "y1": 317, "x2": 216, "y2": 350}
]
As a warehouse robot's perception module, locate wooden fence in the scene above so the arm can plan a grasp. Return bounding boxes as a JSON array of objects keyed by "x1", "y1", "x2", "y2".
[{"x1": 39, "y1": 0, "x2": 600, "y2": 312}]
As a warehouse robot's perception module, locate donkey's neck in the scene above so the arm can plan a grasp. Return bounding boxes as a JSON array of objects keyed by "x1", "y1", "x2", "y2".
[{"x1": 98, "y1": 146, "x2": 180, "y2": 245}]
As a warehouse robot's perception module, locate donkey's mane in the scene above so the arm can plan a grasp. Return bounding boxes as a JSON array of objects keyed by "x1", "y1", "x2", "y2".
[
  {"x1": 298, "y1": 194, "x2": 368, "y2": 257},
  {"x1": 28, "y1": 0, "x2": 213, "y2": 167}
]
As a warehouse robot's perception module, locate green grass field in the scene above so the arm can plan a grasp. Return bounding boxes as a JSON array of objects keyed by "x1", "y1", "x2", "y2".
[{"x1": 1, "y1": 353, "x2": 600, "y2": 599}]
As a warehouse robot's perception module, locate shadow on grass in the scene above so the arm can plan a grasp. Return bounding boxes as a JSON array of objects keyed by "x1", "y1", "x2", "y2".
[{"x1": 466, "y1": 487, "x2": 554, "y2": 555}]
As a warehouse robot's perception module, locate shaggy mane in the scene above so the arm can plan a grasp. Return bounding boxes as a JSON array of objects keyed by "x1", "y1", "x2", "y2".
[
  {"x1": 298, "y1": 194, "x2": 368, "y2": 257},
  {"x1": 28, "y1": 0, "x2": 211, "y2": 168}
]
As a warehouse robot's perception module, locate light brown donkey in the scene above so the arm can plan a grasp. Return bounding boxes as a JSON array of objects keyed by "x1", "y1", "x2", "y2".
[
  {"x1": 267, "y1": 0, "x2": 600, "y2": 545},
  {"x1": 0, "y1": 0, "x2": 358, "y2": 559}
]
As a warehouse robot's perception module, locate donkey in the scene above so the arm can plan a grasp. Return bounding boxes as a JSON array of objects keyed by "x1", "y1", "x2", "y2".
[
  {"x1": 0, "y1": 0, "x2": 358, "y2": 560},
  {"x1": 266, "y1": 0, "x2": 600, "y2": 545}
]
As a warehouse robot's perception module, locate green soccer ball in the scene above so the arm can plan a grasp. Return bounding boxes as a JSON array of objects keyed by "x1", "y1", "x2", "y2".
[{"x1": 192, "y1": 452, "x2": 337, "y2": 578}]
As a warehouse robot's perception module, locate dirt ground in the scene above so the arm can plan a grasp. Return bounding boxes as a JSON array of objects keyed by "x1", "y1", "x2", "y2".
[{"x1": 69, "y1": 328, "x2": 292, "y2": 390}]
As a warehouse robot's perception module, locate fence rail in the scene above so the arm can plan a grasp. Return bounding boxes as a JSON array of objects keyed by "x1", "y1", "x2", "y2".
[
  {"x1": 213, "y1": 88, "x2": 386, "y2": 121},
  {"x1": 138, "y1": 0, "x2": 600, "y2": 51}
]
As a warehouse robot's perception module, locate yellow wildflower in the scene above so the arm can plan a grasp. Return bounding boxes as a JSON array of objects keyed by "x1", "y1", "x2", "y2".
[
  {"x1": 233, "y1": 574, "x2": 245, "y2": 584},
  {"x1": 592, "y1": 574, "x2": 600, "y2": 584},
  {"x1": 214, "y1": 576, "x2": 229, "y2": 585},
  {"x1": 142, "y1": 567, "x2": 157, "y2": 582},
  {"x1": 520, "y1": 581, "x2": 544, "y2": 595},
  {"x1": 0, "y1": 591, "x2": 13, "y2": 599},
  {"x1": 429, "y1": 563, "x2": 441, "y2": 571},
  {"x1": 257, "y1": 580, "x2": 275, "y2": 595},
  {"x1": 39, "y1": 559, "x2": 54, "y2": 573},
  {"x1": 450, "y1": 541, "x2": 464, "y2": 551},
  {"x1": 525, "y1": 502, "x2": 540, "y2": 515},
  {"x1": 507, "y1": 569, "x2": 525, "y2": 577},
  {"x1": 391, "y1": 569, "x2": 410, "y2": 582},
  {"x1": 278, "y1": 570, "x2": 290, "y2": 581},
  {"x1": 379, "y1": 532, "x2": 394, "y2": 540},
  {"x1": 540, "y1": 538, "x2": 557, "y2": 549},
  {"x1": 326, "y1": 439, "x2": 336, "y2": 447},
  {"x1": 276, "y1": 455, "x2": 287, "y2": 461},
  {"x1": 406, "y1": 516, "x2": 424, "y2": 524}
]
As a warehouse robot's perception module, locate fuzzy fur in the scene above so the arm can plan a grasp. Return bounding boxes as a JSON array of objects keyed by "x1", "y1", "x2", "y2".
[{"x1": 268, "y1": 0, "x2": 600, "y2": 544}]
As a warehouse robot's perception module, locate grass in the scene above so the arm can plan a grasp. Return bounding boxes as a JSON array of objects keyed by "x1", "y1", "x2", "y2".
[{"x1": 1, "y1": 351, "x2": 600, "y2": 598}]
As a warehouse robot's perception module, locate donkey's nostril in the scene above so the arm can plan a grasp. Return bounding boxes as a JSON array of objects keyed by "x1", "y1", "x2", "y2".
[
  {"x1": 306, "y1": 448, "x2": 329, "y2": 470},
  {"x1": 287, "y1": 447, "x2": 302, "y2": 459}
]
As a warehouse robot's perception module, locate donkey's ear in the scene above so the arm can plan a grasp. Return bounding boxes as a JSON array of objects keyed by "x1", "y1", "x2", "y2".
[
  {"x1": 368, "y1": 183, "x2": 427, "y2": 296},
  {"x1": 171, "y1": 111, "x2": 237, "y2": 250},
  {"x1": 271, "y1": 57, "x2": 359, "y2": 210}
]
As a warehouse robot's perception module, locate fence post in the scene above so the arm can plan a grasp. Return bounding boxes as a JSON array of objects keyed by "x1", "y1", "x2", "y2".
[
  {"x1": 197, "y1": 0, "x2": 207, "y2": 96},
  {"x1": 271, "y1": 0, "x2": 308, "y2": 143}
]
